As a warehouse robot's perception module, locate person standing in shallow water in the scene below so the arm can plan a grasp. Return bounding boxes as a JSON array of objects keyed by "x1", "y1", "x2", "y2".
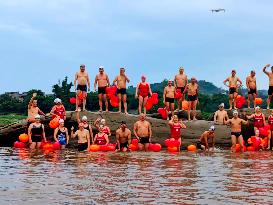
[
  {"x1": 94, "y1": 66, "x2": 110, "y2": 112},
  {"x1": 246, "y1": 70, "x2": 257, "y2": 109},
  {"x1": 262, "y1": 64, "x2": 273, "y2": 109},
  {"x1": 28, "y1": 114, "x2": 46, "y2": 149},
  {"x1": 197, "y1": 126, "x2": 216, "y2": 151},
  {"x1": 214, "y1": 103, "x2": 229, "y2": 125},
  {"x1": 115, "y1": 121, "x2": 132, "y2": 152},
  {"x1": 135, "y1": 75, "x2": 152, "y2": 115},
  {"x1": 53, "y1": 119, "x2": 69, "y2": 149},
  {"x1": 174, "y1": 67, "x2": 188, "y2": 111},
  {"x1": 168, "y1": 115, "x2": 186, "y2": 152},
  {"x1": 113, "y1": 68, "x2": 130, "y2": 114},
  {"x1": 71, "y1": 122, "x2": 91, "y2": 151}
]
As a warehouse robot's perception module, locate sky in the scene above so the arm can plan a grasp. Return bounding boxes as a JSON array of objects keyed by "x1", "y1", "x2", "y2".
[{"x1": 1, "y1": 0, "x2": 273, "y2": 94}]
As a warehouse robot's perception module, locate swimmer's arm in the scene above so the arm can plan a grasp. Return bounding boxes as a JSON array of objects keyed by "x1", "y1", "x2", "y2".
[
  {"x1": 93, "y1": 134, "x2": 97, "y2": 144},
  {"x1": 180, "y1": 121, "x2": 186, "y2": 129},
  {"x1": 116, "y1": 131, "x2": 120, "y2": 150},
  {"x1": 53, "y1": 128, "x2": 58, "y2": 142},
  {"x1": 246, "y1": 77, "x2": 250, "y2": 90},
  {"x1": 224, "y1": 119, "x2": 231, "y2": 125},
  {"x1": 105, "y1": 135, "x2": 109, "y2": 145},
  {"x1": 241, "y1": 119, "x2": 248, "y2": 125},
  {"x1": 50, "y1": 106, "x2": 57, "y2": 117},
  {"x1": 38, "y1": 108, "x2": 46, "y2": 116},
  {"x1": 263, "y1": 114, "x2": 266, "y2": 126},
  {"x1": 125, "y1": 75, "x2": 130, "y2": 83},
  {"x1": 94, "y1": 75, "x2": 98, "y2": 91},
  {"x1": 74, "y1": 73, "x2": 78, "y2": 89},
  {"x1": 133, "y1": 123, "x2": 139, "y2": 140},
  {"x1": 148, "y1": 83, "x2": 152, "y2": 96},
  {"x1": 112, "y1": 76, "x2": 118, "y2": 86},
  {"x1": 106, "y1": 74, "x2": 110, "y2": 87},
  {"x1": 224, "y1": 112, "x2": 229, "y2": 123},
  {"x1": 71, "y1": 129, "x2": 77, "y2": 139},
  {"x1": 86, "y1": 131, "x2": 91, "y2": 149},
  {"x1": 66, "y1": 128, "x2": 69, "y2": 144},
  {"x1": 214, "y1": 111, "x2": 218, "y2": 123},
  {"x1": 174, "y1": 76, "x2": 177, "y2": 88},
  {"x1": 196, "y1": 85, "x2": 199, "y2": 97},
  {"x1": 204, "y1": 135, "x2": 208, "y2": 150},
  {"x1": 42, "y1": 125, "x2": 46, "y2": 142},
  {"x1": 135, "y1": 83, "x2": 139, "y2": 98},
  {"x1": 28, "y1": 124, "x2": 32, "y2": 143},
  {"x1": 263, "y1": 64, "x2": 270, "y2": 75},
  {"x1": 89, "y1": 125, "x2": 94, "y2": 144},
  {"x1": 212, "y1": 135, "x2": 215, "y2": 149},
  {"x1": 183, "y1": 84, "x2": 188, "y2": 95},
  {"x1": 63, "y1": 106, "x2": 66, "y2": 120},
  {"x1": 87, "y1": 73, "x2": 91, "y2": 90},
  {"x1": 76, "y1": 110, "x2": 81, "y2": 124},
  {"x1": 246, "y1": 114, "x2": 254, "y2": 120},
  {"x1": 128, "y1": 130, "x2": 132, "y2": 145},
  {"x1": 223, "y1": 78, "x2": 229, "y2": 87},
  {"x1": 28, "y1": 93, "x2": 36, "y2": 109},
  {"x1": 93, "y1": 118, "x2": 100, "y2": 129},
  {"x1": 148, "y1": 123, "x2": 152, "y2": 139},
  {"x1": 168, "y1": 120, "x2": 174, "y2": 127},
  {"x1": 237, "y1": 78, "x2": 243, "y2": 88},
  {"x1": 186, "y1": 75, "x2": 189, "y2": 85},
  {"x1": 163, "y1": 88, "x2": 167, "y2": 102}
]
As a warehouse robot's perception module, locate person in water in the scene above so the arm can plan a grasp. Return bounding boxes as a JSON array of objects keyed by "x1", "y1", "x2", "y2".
[
  {"x1": 115, "y1": 121, "x2": 132, "y2": 152},
  {"x1": 94, "y1": 118, "x2": 111, "y2": 138},
  {"x1": 214, "y1": 103, "x2": 229, "y2": 125},
  {"x1": 168, "y1": 115, "x2": 186, "y2": 152},
  {"x1": 94, "y1": 125, "x2": 110, "y2": 146},
  {"x1": 27, "y1": 92, "x2": 46, "y2": 123},
  {"x1": 197, "y1": 126, "x2": 216, "y2": 151},
  {"x1": 246, "y1": 70, "x2": 257, "y2": 109},
  {"x1": 223, "y1": 70, "x2": 243, "y2": 110},
  {"x1": 246, "y1": 106, "x2": 266, "y2": 131},
  {"x1": 163, "y1": 80, "x2": 175, "y2": 118},
  {"x1": 94, "y1": 66, "x2": 110, "y2": 112},
  {"x1": 74, "y1": 64, "x2": 90, "y2": 111},
  {"x1": 53, "y1": 119, "x2": 69, "y2": 149},
  {"x1": 184, "y1": 77, "x2": 199, "y2": 121},
  {"x1": 71, "y1": 122, "x2": 91, "y2": 151},
  {"x1": 133, "y1": 114, "x2": 152, "y2": 151},
  {"x1": 262, "y1": 64, "x2": 273, "y2": 109},
  {"x1": 267, "y1": 109, "x2": 273, "y2": 150},
  {"x1": 28, "y1": 114, "x2": 47, "y2": 149},
  {"x1": 135, "y1": 75, "x2": 153, "y2": 115},
  {"x1": 76, "y1": 109, "x2": 94, "y2": 143},
  {"x1": 225, "y1": 110, "x2": 248, "y2": 152},
  {"x1": 50, "y1": 98, "x2": 66, "y2": 120},
  {"x1": 113, "y1": 67, "x2": 130, "y2": 114},
  {"x1": 174, "y1": 67, "x2": 188, "y2": 111}
]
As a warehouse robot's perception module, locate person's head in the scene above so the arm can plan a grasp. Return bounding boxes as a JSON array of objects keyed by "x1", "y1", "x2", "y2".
[
  {"x1": 219, "y1": 103, "x2": 225, "y2": 110},
  {"x1": 54, "y1": 98, "x2": 62, "y2": 105},
  {"x1": 34, "y1": 114, "x2": 41, "y2": 123},
  {"x1": 101, "y1": 119, "x2": 106, "y2": 125},
  {"x1": 231, "y1": 69, "x2": 236, "y2": 76},
  {"x1": 191, "y1": 77, "x2": 197, "y2": 84},
  {"x1": 32, "y1": 100, "x2": 38, "y2": 107},
  {"x1": 98, "y1": 124, "x2": 104, "y2": 133},
  {"x1": 172, "y1": 115, "x2": 179, "y2": 123},
  {"x1": 179, "y1": 67, "x2": 184, "y2": 74},
  {"x1": 79, "y1": 122, "x2": 84, "y2": 129},
  {"x1": 141, "y1": 75, "x2": 146, "y2": 83},
  {"x1": 255, "y1": 129, "x2": 260, "y2": 137},
  {"x1": 99, "y1": 66, "x2": 104, "y2": 74},
  {"x1": 80, "y1": 64, "x2": 85, "y2": 72},
  {"x1": 250, "y1": 70, "x2": 256, "y2": 77},
  {"x1": 59, "y1": 119, "x2": 64, "y2": 127},
  {"x1": 255, "y1": 106, "x2": 261, "y2": 113},
  {"x1": 233, "y1": 110, "x2": 238, "y2": 118},
  {"x1": 120, "y1": 67, "x2": 125, "y2": 75},
  {"x1": 120, "y1": 121, "x2": 127, "y2": 130},
  {"x1": 139, "y1": 113, "x2": 146, "y2": 121},
  {"x1": 209, "y1": 125, "x2": 215, "y2": 134},
  {"x1": 82, "y1": 116, "x2": 88, "y2": 123},
  {"x1": 168, "y1": 80, "x2": 173, "y2": 86}
]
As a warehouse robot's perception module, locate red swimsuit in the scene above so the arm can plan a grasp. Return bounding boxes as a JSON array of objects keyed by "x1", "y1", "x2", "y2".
[
  {"x1": 139, "y1": 83, "x2": 149, "y2": 98},
  {"x1": 170, "y1": 123, "x2": 182, "y2": 140},
  {"x1": 95, "y1": 133, "x2": 107, "y2": 145},
  {"x1": 54, "y1": 105, "x2": 65, "y2": 119},
  {"x1": 268, "y1": 115, "x2": 273, "y2": 131},
  {"x1": 254, "y1": 114, "x2": 264, "y2": 128}
]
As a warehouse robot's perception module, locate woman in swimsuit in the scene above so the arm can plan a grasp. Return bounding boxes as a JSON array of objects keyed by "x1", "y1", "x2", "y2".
[
  {"x1": 53, "y1": 119, "x2": 69, "y2": 149},
  {"x1": 94, "y1": 125, "x2": 110, "y2": 146},
  {"x1": 28, "y1": 114, "x2": 47, "y2": 149},
  {"x1": 76, "y1": 109, "x2": 94, "y2": 143},
  {"x1": 50, "y1": 98, "x2": 66, "y2": 120},
  {"x1": 135, "y1": 76, "x2": 152, "y2": 115},
  {"x1": 168, "y1": 115, "x2": 186, "y2": 151}
]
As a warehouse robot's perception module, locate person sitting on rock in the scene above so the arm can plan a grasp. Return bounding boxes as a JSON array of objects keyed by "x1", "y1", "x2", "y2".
[
  {"x1": 50, "y1": 98, "x2": 66, "y2": 120},
  {"x1": 115, "y1": 121, "x2": 131, "y2": 152},
  {"x1": 196, "y1": 126, "x2": 216, "y2": 151},
  {"x1": 214, "y1": 103, "x2": 229, "y2": 125}
]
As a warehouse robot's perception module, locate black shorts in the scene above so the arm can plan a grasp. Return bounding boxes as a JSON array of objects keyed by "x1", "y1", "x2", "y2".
[
  {"x1": 177, "y1": 87, "x2": 185, "y2": 93},
  {"x1": 77, "y1": 85, "x2": 87, "y2": 92},
  {"x1": 139, "y1": 137, "x2": 150, "y2": 145},
  {"x1": 78, "y1": 143, "x2": 88, "y2": 151},
  {"x1": 231, "y1": 132, "x2": 242, "y2": 138},
  {"x1": 248, "y1": 88, "x2": 257, "y2": 95},
  {"x1": 98, "y1": 86, "x2": 106, "y2": 94},
  {"x1": 229, "y1": 88, "x2": 237, "y2": 94},
  {"x1": 32, "y1": 135, "x2": 42, "y2": 142},
  {"x1": 165, "y1": 97, "x2": 174, "y2": 103},
  {"x1": 196, "y1": 141, "x2": 204, "y2": 150},
  {"x1": 117, "y1": 88, "x2": 127, "y2": 95},
  {"x1": 268, "y1": 86, "x2": 273, "y2": 95},
  {"x1": 116, "y1": 142, "x2": 129, "y2": 150},
  {"x1": 188, "y1": 95, "x2": 197, "y2": 102}
]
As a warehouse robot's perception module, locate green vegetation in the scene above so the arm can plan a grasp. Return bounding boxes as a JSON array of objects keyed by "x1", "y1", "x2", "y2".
[{"x1": 0, "y1": 114, "x2": 27, "y2": 126}]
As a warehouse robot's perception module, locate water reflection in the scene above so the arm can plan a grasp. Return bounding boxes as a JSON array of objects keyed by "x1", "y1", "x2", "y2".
[{"x1": 0, "y1": 148, "x2": 273, "y2": 204}]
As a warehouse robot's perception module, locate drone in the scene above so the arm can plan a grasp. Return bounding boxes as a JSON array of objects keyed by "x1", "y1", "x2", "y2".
[{"x1": 211, "y1": 8, "x2": 225, "y2": 13}]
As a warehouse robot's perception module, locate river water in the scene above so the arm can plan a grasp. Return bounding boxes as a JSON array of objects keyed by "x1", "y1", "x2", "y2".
[{"x1": 0, "y1": 148, "x2": 273, "y2": 205}]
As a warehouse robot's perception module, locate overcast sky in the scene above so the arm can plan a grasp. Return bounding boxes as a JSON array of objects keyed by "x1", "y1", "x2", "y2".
[{"x1": 1, "y1": 0, "x2": 273, "y2": 93}]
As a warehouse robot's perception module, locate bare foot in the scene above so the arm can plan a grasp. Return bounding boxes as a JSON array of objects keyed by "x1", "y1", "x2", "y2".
[
  {"x1": 229, "y1": 107, "x2": 232, "y2": 110},
  {"x1": 105, "y1": 109, "x2": 109, "y2": 112},
  {"x1": 234, "y1": 107, "x2": 237, "y2": 110},
  {"x1": 125, "y1": 112, "x2": 129, "y2": 115},
  {"x1": 267, "y1": 107, "x2": 270, "y2": 110},
  {"x1": 193, "y1": 117, "x2": 197, "y2": 121},
  {"x1": 99, "y1": 109, "x2": 102, "y2": 112}
]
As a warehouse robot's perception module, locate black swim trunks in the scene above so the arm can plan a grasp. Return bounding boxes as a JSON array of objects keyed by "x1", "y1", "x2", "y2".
[
  {"x1": 188, "y1": 95, "x2": 197, "y2": 102},
  {"x1": 78, "y1": 142, "x2": 88, "y2": 151},
  {"x1": 77, "y1": 85, "x2": 87, "y2": 92},
  {"x1": 231, "y1": 132, "x2": 242, "y2": 138},
  {"x1": 176, "y1": 87, "x2": 185, "y2": 93},
  {"x1": 165, "y1": 97, "x2": 174, "y2": 103},
  {"x1": 268, "y1": 86, "x2": 273, "y2": 95},
  {"x1": 116, "y1": 142, "x2": 129, "y2": 150},
  {"x1": 229, "y1": 87, "x2": 237, "y2": 94},
  {"x1": 32, "y1": 135, "x2": 42, "y2": 142},
  {"x1": 117, "y1": 88, "x2": 127, "y2": 95},
  {"x1": 139, "y1": 136, "x2": 150, "y2": 144},
  {"x1": 196, "y1": 141, "x2": 204, "y2": 150},
  {"x1": 98, "y1": 86, "x2": 107, "y2": 94},
  {"x1": 248, "y1": 88, "x2": 257, "y2": 95}
]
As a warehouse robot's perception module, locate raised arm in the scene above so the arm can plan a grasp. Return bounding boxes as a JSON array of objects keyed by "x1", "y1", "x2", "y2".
[
  {"x1": 28, "y1": 93, "x2": 37, "y2": 109},
  {"x1": 263, "y1": 64, "x2": 270, "y2": 76}
]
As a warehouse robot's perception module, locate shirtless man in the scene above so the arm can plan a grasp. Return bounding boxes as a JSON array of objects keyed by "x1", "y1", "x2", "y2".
[
  {"x1": 113, "y1": 68, "x2": 130, "y2": 114},
  {"x1": 225, "y1": 110, "x2": 248, "y2": 152},
  {"x1": 197, "y1": 126, "x2": 216, "y2": 151},
  {"x1": 174, "y1": 67, "x2": 188, "y2": 111},
  {"x1": 71, "y1": 122, "x2": 91, "y2": 151},
  {"x1": 223, "y1": 70, "x2": 243, "y2": 110},
  {"x1": 163, "y1": 80, "x2": 176, "y2": 117},
  {"x1": 246, "y1": 70, "x2": 257, "y2": 108},
  {"x1": 27, "y1": 93, "x2": 46, "y2": 123},
  {"x1": 133, "y1": 114, "x2": 152, "y2": 151},
  {"x1": 74, "y1": 64, "x2": 90, "y2": 111},
  {"x1": 116, "y1": 121, "x2": 132, "y2": 152},
  {"x1": 94, "y1": 66, "x2": 110, "y2": 112},
  {"x1": 184, "y1": 77, "x2": 199, "y2": 121},
  {"x1": 262, "y1": 64, "x2": 273, "y2": 109},
  {"x1": 214, "y1": 103, "x2": 229, "y2": 125}
]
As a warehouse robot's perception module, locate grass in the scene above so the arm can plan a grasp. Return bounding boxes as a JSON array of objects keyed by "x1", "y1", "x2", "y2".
[{"x1": 0, "y1": 114, "x2": 27, "y2": 126}]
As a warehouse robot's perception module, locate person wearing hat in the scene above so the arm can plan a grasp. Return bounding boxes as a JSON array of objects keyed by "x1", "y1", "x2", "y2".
[
  {"x1": 168, "y1": 115, "x2": 186, "y2": 152},
  {"x1": 214, "y1": 103, "x2": 229, "y2": 125},
  {"x1": 50, "y1": 98, "x2": 66, "y2": 120},
  {"x1": 76, "y1": 109, "x2": 94, "y2": 143},
  {"x1": 225, "y1": 110, "x2": 248, "y2": 152},
  {"x1": 94, "y1": 118, "x2": 111, "y2": 138},
  {"x1": 246, "y1": 70, "x2": 257, "y2": 108},
  {"x1": 174, "y1": 67, "x2": 188, "y2": 111},
  {"x1": 163, "y1": 79, "x2": 176, "y2": 118},
  {"x1": 246, "y1": 106, "x2": 266, "y2": 131},
  {"x1": 27, "y1": 92, "x2": 46, "y2": 123},
  {"x1": 196, "y1": 125, "x2": 216, "y2": 151},
  {"x1": 183, "y1": 77, "x2": 199, "y2": 121},
  {"x1": 74, "y1": 64, "x2": 90, "y2": 111},
  {"x1": 28, "y1": 114, "x2": 47, "y2": 149},
  {"x1": 94, "y1": 66, "x2": 110, "y2": 112},
  {"x1": 115, "y1": 121, "x2": 132, "y2": 152},
  {"x1": 53, "y1": 119, "x2": 69, "y2": 149},
  {"x1": 263, "y1": 64, "x2": 273, "y2": 109},
  {"x1": 223, "y1": 70, "x2": 243, "y2": 110},
  {"x1": 71, "y1": 122, "x2": 91, "y2": 151},
  {"x1": 113, "y1": 67, "x2": 130, "y2": 114},
  {"x1": 135, "y1": 75, "x2": 153, "y2": 115}
]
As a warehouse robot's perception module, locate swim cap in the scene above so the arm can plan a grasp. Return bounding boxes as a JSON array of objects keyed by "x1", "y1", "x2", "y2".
[
  {"x1": 101, "y1": 119, "x2": 106, "y2": 123},
  {"x1": 233, "y1": 110, "x2": 238, "y2": 115},
  {"x1": 99, "y1": 66, "x2": 104, "y2": 69},
  {"x1": 219, "y1": 103, "x2": 224, "y2": 107},
  {"x1": 209, "y1": 126, "x2": 215, "y2": 131},
  {"x1": 59, "y1": 119, "x2": 64, "y2": 124},
  {"x1": 82, "y1": 116, "x2": 88, "y2": 121},
  {"x1": 35, "y1": 114, "x2": 41, "y2": 119},
  {"x1": 54, "y1": 98, "x2": 62, "y2": 104},
  {"x1": 141, "y1": 75, "x2": 146, "y2": 79},
  {"x1": 255, "y1": 106, "x2": 260, "y2": 110}
]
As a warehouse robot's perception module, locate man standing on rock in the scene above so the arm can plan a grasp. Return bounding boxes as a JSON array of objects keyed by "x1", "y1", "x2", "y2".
[
  {"x1": 94, "y1": 66, "x2": 110, "y2": 112},
  {"x1": 133, "y1": 114, "x2": 152, "y2": 151},
  {"x1": 74, "y1": 64, "x2": 90, "y2": 111},
  {"x1": 246, "y1": 70, "x2": 257, "y2": 109},
  {"x1": 27, "y1": 93, "x2": 46, "y2": 123},
  {"x1": 174, "y1": 67, "x2": 188, "y2": 111},
  {"x1": 214, "y1": 103, "x2": 229, "y2": 125},
  {"x1": 116, "y1": 121, "x2": 132, "y2": 152},
  {"x1": 113, "y1": 68, "x2": 130, "y2": 114},
  {"x1": 184, "y1": 77, "x2": 199, "y2": 121},
  {"x1": 262, "y1": 64, "x2": 273, "y2": 109},
  {"x1": 163, "y1": 80, "x2": 176, "y2": 118},
  {"x1": 223, "y1": 70, "x2": 242, "y2": 110}
]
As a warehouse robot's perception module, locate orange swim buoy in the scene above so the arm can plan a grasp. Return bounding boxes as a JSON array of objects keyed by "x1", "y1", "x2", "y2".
[
  {"x1": 187, "y1": 144, "x2": 197, "y2": 152},
  {"x1": 182, "y1": 101, "x2": 189, "y2": 110},
  {"x1": 255, "y1": 98, "x2": 263, "y2": 105},
  {"x1": 89, "y1": 144, "x2": 100, "y2": 152},
  {"x1": 168, "y1": 146, "x2": 178, "y2": 152},
  {"x1": 19, "y1": 133, "x2": 29, "y2": 143}
]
